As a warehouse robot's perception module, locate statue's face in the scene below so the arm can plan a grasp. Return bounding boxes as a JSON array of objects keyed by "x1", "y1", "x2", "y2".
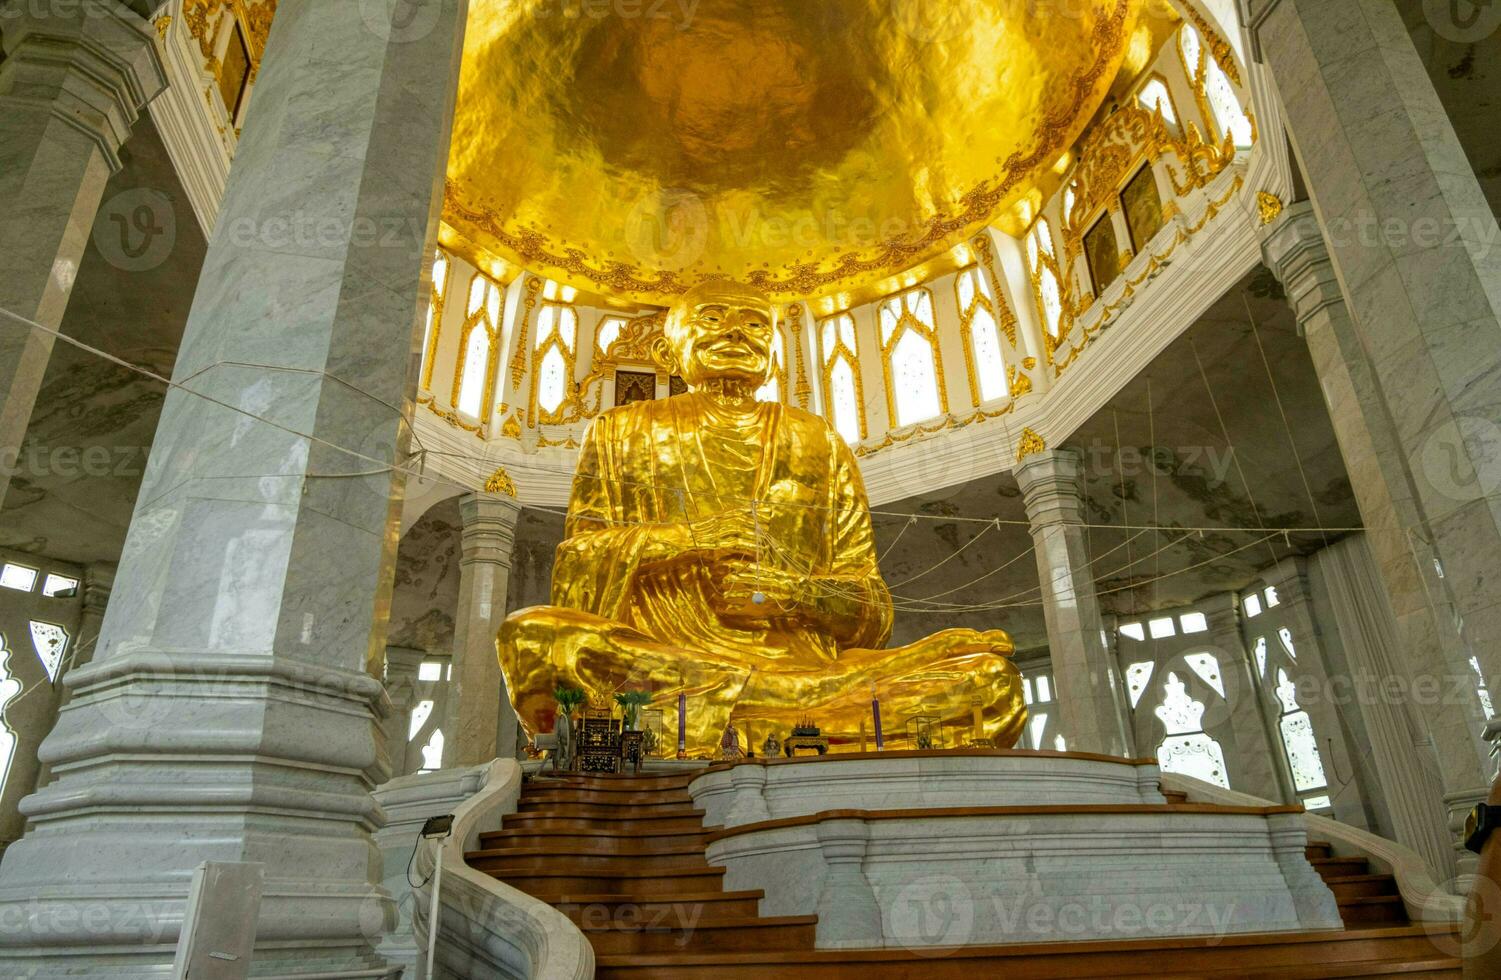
[{"x1": 669, "y1": 287, "x2": 776, "y2": 388}]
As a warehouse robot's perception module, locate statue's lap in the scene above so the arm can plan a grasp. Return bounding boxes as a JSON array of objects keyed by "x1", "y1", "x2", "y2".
[{"x1": 499, "y1": 605, "x2": 1027, "y2": 751}]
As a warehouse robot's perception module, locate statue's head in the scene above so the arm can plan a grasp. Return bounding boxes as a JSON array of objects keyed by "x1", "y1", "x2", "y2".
[{"x1": 658, "y1": 280, "x2": 777, "y2": 390}]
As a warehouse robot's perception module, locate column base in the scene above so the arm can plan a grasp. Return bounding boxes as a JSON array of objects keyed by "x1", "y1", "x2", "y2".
[
  {"x1": 1446, "y1": 786, "x2": 1490, "y2": 885},
  {"x1": 0, "y1": 950, "x2": 396, "y2": 980},
  {"x1": 0, "y1": 652, "x2": 396, "y2": 976}
]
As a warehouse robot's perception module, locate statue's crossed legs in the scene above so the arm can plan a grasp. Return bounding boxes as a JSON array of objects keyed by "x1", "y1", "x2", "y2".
[{"x1": 500, "y1": 607, "x2": 1027, "y2": 750}]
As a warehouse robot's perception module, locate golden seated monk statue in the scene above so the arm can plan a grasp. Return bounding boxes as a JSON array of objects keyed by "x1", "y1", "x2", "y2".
[{"x1": 498, "y1": 280, "x2": 1027, "y2": 754}]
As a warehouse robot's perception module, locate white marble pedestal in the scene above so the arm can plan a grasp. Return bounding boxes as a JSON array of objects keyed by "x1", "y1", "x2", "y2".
[{"x1": 694, "y1": 751, "x2": 1342, "y2": 950}]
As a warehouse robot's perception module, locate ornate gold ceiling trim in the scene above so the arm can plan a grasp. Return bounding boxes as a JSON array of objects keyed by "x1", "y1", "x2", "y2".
[{"x1": 442, "y1": 1, "x2": 1135, "y2": 306}]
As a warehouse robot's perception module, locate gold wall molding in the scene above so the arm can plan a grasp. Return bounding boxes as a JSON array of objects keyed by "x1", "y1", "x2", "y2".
[
  {"x1": 1015, "y1": 427, "x2": 1047, "y2": 463},
  {"x1": 788, "y1": 304, "x2": 812, "y2": 409},
  {"x1": 510, "y1": 277, "x2": 541, "y2": 391},
  {"x1": 183, "y1": 0, "x2": 277, "y2": 65},
  {"x1": 1053, "y1": 173, "x2": 1245, "y2": 376},
  {"x1": 1257, "y1": 191, "x2": 1285, "y2": 226},
  {"x1": 484, "y1": 467, "x2": 518, "y2": 498}
]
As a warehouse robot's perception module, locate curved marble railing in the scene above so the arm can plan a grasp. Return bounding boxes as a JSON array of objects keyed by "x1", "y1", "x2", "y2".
[
  {"x1": 689, "y1": 748, "x2": 1166, "y2": 827},
  {"x1": 1160, "y1": 772, "x2": 1465, "y2": 925},
  {"x1": 412, "y1": 759, "x2": 594, "y2": 980}
]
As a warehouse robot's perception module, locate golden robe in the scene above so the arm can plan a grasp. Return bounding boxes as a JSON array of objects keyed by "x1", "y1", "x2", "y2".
[{"x1": 499, "y1": 391, "x2": 1026, "y2": 751}]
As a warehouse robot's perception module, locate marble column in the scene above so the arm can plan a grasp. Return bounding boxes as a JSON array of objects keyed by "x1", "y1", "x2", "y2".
[
  {"x1": 1250, "y1": 0, "x2": 1501, "y2": 855},
  {"x1": 71, "y1": 562, "x2": 116, "y2": 674},
  {"x1": 382, "y1": 645, "x2": 425, "y2": 777},
  {"x1": 1201, "y1": 593, "x2": 1286, "y2": 802},
  {"x1": 444, "y1": 493, "x2": 523, "y2": 766},
  {"x1": 0, "y1": 0, "x2": 164, "y2": 509},
  {"x1": 35, "y1": 563, "x2": 115, "y2": 788},
  {"x1": 1263, "y1": 202, "x2": 1490, "y2": 872},
  {"x1": 1015, "y1": 449, "x2": 1134, "y2": 757},
  {"x1": 0, "y1": 0, "x2": 469, "y2": 975}
]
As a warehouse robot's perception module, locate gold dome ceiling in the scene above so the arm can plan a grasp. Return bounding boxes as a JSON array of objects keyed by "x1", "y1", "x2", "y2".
[{"x1": 443, "y1": 0, "x2": 1143, "y2": 306}]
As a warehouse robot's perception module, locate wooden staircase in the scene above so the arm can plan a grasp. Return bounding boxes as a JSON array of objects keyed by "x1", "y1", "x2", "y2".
[
  {"x1": 471, "y1": 771, "x2": 1460, "y2": 978},
  {"x1": 1307, "y1": 839, "x2": 1409, "y2": 927},
  {"x1": 467, "y1": 770, "x2": 817, "y2": 958}
]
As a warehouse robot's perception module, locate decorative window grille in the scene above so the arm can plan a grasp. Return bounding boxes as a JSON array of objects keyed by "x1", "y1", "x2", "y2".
[
  {"x1": 877, "y1": 286, "x2": 946, "y2": 427},
  {"x1": 817, "y1": 313, "x2": 866, "y2": 444},
  {"x1": 420, "y1": 249, "x2": 451, "y2": 390},
  {"x1": 454, "y1": 272, "x2": 504, "y2": 419},
  {"x1": 1154, "y1": 671, "x2": 1230, "y2": 788}
]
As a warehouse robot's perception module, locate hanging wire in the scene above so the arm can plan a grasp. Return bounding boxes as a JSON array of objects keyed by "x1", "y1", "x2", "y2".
[
  {"x1": 885, "y1": 519, "x2": 996, "y2": 588},
  {"x1": 1243, "y1": 291, "x2": 1331, "y2": 549},
  {"x1": 0, "y1": 301, "x2": 1384, "y2": 627},
  {"x1": 1190, "y1": 333, "x2": 1282, "y2": 567},
  {"x1": 0, "y1": 301, "x2": 1385, "y2": 544},
  {"x1": 1148, "y1": 378, "x2": 1161, "y2": 612}
]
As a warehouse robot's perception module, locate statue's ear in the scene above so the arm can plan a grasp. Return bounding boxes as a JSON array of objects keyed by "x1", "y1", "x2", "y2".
[{"x1": 649, "y1": 335, "x2": 679, "y2": 376}]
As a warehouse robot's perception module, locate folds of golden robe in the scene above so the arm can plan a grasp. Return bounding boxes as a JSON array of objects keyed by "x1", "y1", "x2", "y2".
[{"x1": 498, "y1": 391, "x2": 1027, "y2": 753}]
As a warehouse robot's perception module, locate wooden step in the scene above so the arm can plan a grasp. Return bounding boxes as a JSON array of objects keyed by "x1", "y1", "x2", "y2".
[
  {"x1": 530, "y1": 772, "x2": 699, "y2": 791},
  {"x1": 1337, "y1": 894, "x2": 1409, "y2": 926},
  {"x1": 1310, "y1": 856, "x2": 1372, "y2": 878},
  {"x1": 516, "y1": 799, "x2": 699, "y2": 818},
  {"x1": 499, "y1": 812, "x2": 710, "y2": 834},
  {"x1": 479, "y1": 827, "x2": 712, "y2": 852},
  {"x1": 1306, "y1": 840, "x2": 1333, "y2": 860},
  {"x1": 1192, "y1": 958, "x2": 1458, "y2": 978},
  {"x1": 522, "y1": 787, "x2": 693, "y2": 807},
  {"x1": 541, "y1": 890, "x2": 767, "y2": 926},
  {"x1": 581, "y1": 914, "x2": 817, "y2": 956},
  {"x1": 594, "y1": 926, "x2": 1459, "y2": 979},
  {"x1": 467, "y1": 844, "x2": 712, "y2": 872},
  {"x1": 496, "y1": 864, "x2": 727, "y2": 897},
  {"x1": 1324, "y1": 873, "x2": 1402, "y2": 901}
]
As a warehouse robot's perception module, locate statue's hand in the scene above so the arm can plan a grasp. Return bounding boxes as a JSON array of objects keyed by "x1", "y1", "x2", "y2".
[
  {"x1": 646, "y1": 510, "x2": 762, "y2": 567},
  {"x1": 714, "y1": 562, "x2": 815, "y2": 627}
]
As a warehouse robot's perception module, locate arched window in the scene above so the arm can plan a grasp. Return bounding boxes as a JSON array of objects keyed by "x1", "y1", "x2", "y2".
[
  {"x1": 454, "y1": 272, "x2": 503, "y2": 419},
  {"x1": 420, "y1": 249, "x2": 451, "y2": 390},
  {"x1": 755, "y1": 324, "x2": 789, "y2": 404},
  {"x1": 1252, "y1": 622, "x2": 1333, "y2": 810},
  {"x1": 419, "y1": 729, "x2": 445, "y2": 773},
  {"x1": 29, "y1": 622, "x2": 68, "y2": 683},
  {"x1": 1178, "y1": 24, "x2": 1252, "y2": 149},
  {"x1": 1124, "y1": 660, "x2": 1154, "y2": 708},
  {"x1": 1025, "y1": 219, "x2": 1066, "y2": 339},
  {"x1": 1136, "y1": 76, "x2": 1179, "y2": 128},
  {"x1": 1471, "y1": 655, "x2": 1496, "y2": 719},
  {"x1": 818, "y1": 313, "x2": 866, "y2": 444},
  {"x1": 1273, "y1": 668, "x2": 1330, "y2": 808},
  {"x1": 532, "y1": 280, "x2": 579, "y2": 422},
  {"x1": 1021, "y1": 668, "x2": 1064, "y2": 751},
  {"x1": 1153, "y1": 671, "x2": 1229, "y2": 788},
  {"x1": 878, "y1": 286, "x2": 947, "y2": 427},
  {"x1": 955, "y1": 266, "x2": 1011, "y2": 405},
  {"x1": 0, "y1": 636, "x2": 21, "y2": 798},
  {"x1": 595, "y1": 315, "x2": 627, "y2": 357}
]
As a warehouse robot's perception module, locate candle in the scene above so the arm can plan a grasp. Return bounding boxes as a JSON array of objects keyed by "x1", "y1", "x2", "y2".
[
  {"x1": 677, "y1": 691, "x2": 687, "y2": 758},
  {"x1": 872, "y1": 696, "x2": 883, "y2": 750}
]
